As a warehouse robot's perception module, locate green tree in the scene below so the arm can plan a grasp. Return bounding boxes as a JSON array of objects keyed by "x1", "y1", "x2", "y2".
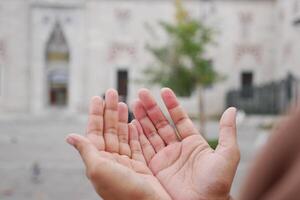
[{"x1": 145, "y1": 0, "x2": 220, "y2": 135}]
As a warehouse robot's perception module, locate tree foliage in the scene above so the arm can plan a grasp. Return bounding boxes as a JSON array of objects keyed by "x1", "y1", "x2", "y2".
[{"x1": 145, "y1": 0, "x2": 219, "y2": 96}]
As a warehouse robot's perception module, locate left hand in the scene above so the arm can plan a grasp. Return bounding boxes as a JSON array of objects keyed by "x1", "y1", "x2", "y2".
[{"x1": 131, "y1": 88, "x2": 240, "y2": 200}]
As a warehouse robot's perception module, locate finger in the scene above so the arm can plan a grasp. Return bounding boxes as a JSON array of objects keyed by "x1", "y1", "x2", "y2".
[
  {"x1": 132, "y1": 120, "x2": 155, "y2": 164},
  {"x1": 138, "y1": 89, "x2": 179, "y2": 144},
  {"x1": 66, "y1": 134, "x2": 139, "y2": 200},
  {"x1": 66, "y1": 134, "x2": 100, "y2": 170},
  {"x1": 133, "y1": 100, "x2": 165, "y2": 152},
  {"x1": 129, "y1": 123, "x2": 147, "y2": 164},
  {"x1": 161, "y1": 88, "x2": 205, "y2": 142},
  {"x1": 104, "y1": 89, "x2": 119, "y2": 153},
  {"x1": 118, "y1": 102, "x2": 131, "y2": 157},
  {"x1": 86, "y1": 96, "x2": 105, "y2": 150},
  {"x1": 215, "y1": 107, "x2": 240, "y2": 160}
]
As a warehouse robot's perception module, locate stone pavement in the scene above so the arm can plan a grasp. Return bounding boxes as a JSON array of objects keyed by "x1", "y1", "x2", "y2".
[
  {"x1": 0, "y1": 112, "x2": 99, "y2": 200},
  {"x1": 0, "y1": 111, "x2": 274, "y2": 200}
]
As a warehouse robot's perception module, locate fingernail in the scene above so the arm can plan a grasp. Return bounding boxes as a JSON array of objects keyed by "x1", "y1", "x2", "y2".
[
  {"x1": 228, "y1": 107, "x2": 237, "y2": 114},
  {"x1": 66, "y1": 137, "x2": 76, "y2": 146}
]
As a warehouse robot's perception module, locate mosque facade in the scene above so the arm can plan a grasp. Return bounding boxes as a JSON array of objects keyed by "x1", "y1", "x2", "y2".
[{"x1": 0, "y1": 0, "x2": 299, "y2": 115}]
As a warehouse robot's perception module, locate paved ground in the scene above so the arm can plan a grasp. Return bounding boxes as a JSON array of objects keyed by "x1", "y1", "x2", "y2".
[{"x1": 0, "y1": 111, "x2": 274, "y2": 200}]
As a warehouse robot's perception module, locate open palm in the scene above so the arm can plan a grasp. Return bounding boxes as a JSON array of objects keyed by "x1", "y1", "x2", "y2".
[
  {"x1": 132, "y1": 88, "x2": 240, "y2": 200},
  {"x1": 67, "y1": 89, "x2": 171, "y2": 200}
]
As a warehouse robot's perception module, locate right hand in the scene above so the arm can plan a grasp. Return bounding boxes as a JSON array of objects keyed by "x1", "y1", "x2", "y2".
[{"x1": 66, "y1": 89, "x2": 171, "y2": 200}]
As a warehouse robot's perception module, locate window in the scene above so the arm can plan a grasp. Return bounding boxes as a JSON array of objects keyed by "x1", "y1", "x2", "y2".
[
  {"x1": 117, "y1": 70, "x2": 128, "y2": 103},
  {"x1": 46, "y1": 22, "x2": 69, "y2": 106},
  {"x1": 241, "y1": 71, "x2": 254, "y2": 98}
]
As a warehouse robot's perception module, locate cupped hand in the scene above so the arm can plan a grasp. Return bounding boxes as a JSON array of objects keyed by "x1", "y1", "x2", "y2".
[
  {"x1": 66, "y1": 89, "x2": 171, "y2": 200},
  {"x1": 132, "y1": 88, "x2": 240, "y2": 200}
]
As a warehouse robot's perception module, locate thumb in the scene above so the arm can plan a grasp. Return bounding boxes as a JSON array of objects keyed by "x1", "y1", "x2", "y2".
[
  {"x1": 215, "y1": 107, "x2": 240, "y2": 159},
  {"x1": 66, "y1": 134, "x2": 99, "y2": 168}
]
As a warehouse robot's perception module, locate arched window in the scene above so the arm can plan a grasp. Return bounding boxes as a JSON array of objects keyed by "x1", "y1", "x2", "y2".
[{"x1": 45, "y1": 22, "x2": 70, "y2": 106}]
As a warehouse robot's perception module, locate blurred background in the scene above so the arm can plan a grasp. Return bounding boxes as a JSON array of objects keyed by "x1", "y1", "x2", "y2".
[{"x1": 0, "y1": 0, "x2": 299, "y2": 199}]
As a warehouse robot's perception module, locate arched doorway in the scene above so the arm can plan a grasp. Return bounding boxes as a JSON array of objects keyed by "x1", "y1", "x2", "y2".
[{"x1": 46, "y1": 22, "x2": 69, "y2": 107}]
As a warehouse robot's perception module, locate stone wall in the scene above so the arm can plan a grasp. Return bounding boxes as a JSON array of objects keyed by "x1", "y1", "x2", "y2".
[
  {"x1": 1, "y1": 0, "x2": 297, "y2": 116},
  {"x1": 0, "y1": 1, "x2": 29, "y2": 112}
]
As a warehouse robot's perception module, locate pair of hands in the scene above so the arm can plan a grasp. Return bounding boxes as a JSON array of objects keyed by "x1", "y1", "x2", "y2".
[{"x1": 66, "y1": 88, "x2": 240, "y2": 200}]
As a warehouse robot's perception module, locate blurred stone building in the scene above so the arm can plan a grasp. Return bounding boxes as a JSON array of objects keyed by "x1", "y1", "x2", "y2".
[{"x1": 0, "y1": 0, "x2": 299, "y2": 115}]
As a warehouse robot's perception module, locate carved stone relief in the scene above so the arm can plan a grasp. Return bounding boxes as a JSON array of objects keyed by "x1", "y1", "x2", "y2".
[
  {"x1": 235, "y1": 43, "x2": 263, "y2": 64},
  {"x1": 107, "y1": 42, "x2": 136, "y2": 62},
  {"x1": 114, "y1": 8, "x2": 131, "y2": 24}
]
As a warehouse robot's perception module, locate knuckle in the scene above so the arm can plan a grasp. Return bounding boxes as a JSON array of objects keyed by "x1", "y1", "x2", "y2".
[
  {"x1": 105, "y1": 126, "x2": 118, "y2": 134},
  {"x1": 156, "y1": 119, "x2": 169, "y2": 129},
  {"x1": 140, "y1": 140, "x2": 149, "y2": 149},
  {"x1": 132, "y1": 147, "x2": 142, "y2": 154},
  {"x1": 146, "y1": 131, "x2": 157, "y2": 138},
  {"x1": 118, "y1": 134, "x2": 128, "y2": 143},
  {"x1": 131, "y1": 142, "x2": 142, "y2": 153},
  {"x1": 164, "y1": 132, "x2": 177, "y2": 143}
]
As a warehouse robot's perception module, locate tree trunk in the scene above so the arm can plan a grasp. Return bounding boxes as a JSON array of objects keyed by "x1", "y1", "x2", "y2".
[{"x1": 197, "y1": 85, "x2": 206, "y2": 138}]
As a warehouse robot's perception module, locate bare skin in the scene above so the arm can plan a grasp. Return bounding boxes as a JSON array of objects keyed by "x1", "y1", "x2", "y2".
[
  {"x1": 67, "y1": 88, "x2": 240, "y2": 200},
  {"x1": 132, "y1": 88, "x2": 240, "y2": 200},
  {"x1": 66, "y1": 89, "x2": 171, "y2": 200}
]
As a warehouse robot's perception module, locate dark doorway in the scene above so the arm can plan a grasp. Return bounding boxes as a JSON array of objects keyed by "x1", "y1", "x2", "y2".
[
  {"x1": 117, "y1": 70, "x2": 128, "y2": 103},
  {"x1": 50, "y1": 87, "x2": 67, "y2": 105},
  {"x1": 241, "y1": 71, "x2": 253, "y2": 98},
  {"x1": 48, "y1": 72, "x2": 68, "y2": 106}
]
